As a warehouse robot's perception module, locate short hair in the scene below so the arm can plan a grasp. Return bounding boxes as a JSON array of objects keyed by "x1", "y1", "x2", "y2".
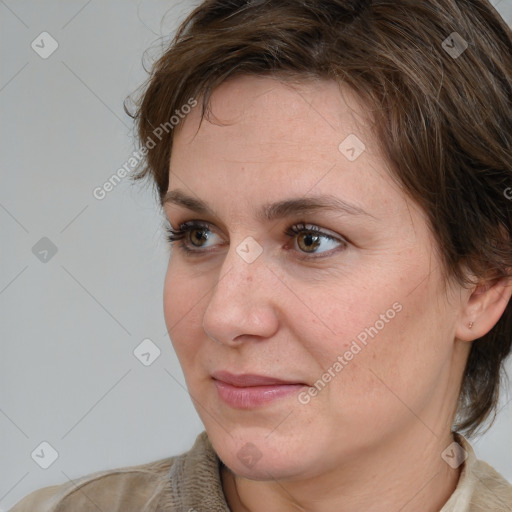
[{"x1": 126, "y1": 0, "x2": 512, "y2": 436}]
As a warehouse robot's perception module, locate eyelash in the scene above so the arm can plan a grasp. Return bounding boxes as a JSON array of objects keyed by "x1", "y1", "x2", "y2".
[{"x1": 165, "y1": 221, "x2": 347, "y2": 259}]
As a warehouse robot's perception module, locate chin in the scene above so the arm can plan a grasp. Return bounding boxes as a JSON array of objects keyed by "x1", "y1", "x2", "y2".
[{"x1": 206, "y1": 424, "x2": 327, "y2": 481}]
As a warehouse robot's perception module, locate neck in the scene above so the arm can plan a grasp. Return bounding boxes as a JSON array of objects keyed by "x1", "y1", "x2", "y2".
[{"x1": 221, "y1": 427, "x2": 463, "y2": 512}]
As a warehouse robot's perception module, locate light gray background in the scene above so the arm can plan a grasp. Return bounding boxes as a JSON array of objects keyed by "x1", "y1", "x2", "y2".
[{"x1": 1, "y1": 1, "x2": 511, "y2": 510}]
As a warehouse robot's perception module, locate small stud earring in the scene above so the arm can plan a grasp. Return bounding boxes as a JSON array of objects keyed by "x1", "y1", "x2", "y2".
[{"x1": 468, "y1": 321, "x2": 474, "y2": 329}]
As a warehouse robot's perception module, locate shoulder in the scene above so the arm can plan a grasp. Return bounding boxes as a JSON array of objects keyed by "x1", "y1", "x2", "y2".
[
  {"x1": 10, "y1": 431, "x2": 226, "y2": 512},
  {"x1": 469, "y1": 459, "x2": 512, "y2": 511},
  {"x1": 442, "y1": 433, "x2": 512, "y2": 512},
  {"x1": 10, "y1": 449, "x2": 191, "y2": 512}
]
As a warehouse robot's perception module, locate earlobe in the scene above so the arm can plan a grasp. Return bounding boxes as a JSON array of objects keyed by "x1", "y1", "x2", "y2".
[{"x1": 456, "y1": 276, "x2": 512, "y2": 342}]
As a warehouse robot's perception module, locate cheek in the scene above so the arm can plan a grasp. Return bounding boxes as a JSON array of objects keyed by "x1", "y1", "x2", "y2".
[
  {"x1": 293, "y1": 261, "x2": 447, "y2": 390},
  {"x1": 318, "y1": 279, "x2": 452, "y2": 419},
  {"x1": 288, "y1": 270, "x2": 404, "y2": 362},
  {"x1": 163, "y1": 263, "x2": 207, "y2": 362}
]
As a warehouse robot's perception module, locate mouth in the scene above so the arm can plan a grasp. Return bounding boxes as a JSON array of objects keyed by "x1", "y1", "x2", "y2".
[{"x1": 211, "y1": 371, "x2": 308, "y2": 409}]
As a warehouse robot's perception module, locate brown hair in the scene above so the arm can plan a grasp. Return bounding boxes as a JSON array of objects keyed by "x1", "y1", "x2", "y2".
[{"x1": 126, "y1": 0, "x2": 512, "y2": 436}]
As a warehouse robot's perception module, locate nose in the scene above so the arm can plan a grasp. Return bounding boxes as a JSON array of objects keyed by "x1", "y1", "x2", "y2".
[{"x1": 202, "y1": 243, "x2": 280, "y2": 346}]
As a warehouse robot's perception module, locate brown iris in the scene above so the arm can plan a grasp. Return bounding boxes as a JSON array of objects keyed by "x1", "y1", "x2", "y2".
[{"x1": 297, "y1": 232, "x2": 321, "y2": 253}]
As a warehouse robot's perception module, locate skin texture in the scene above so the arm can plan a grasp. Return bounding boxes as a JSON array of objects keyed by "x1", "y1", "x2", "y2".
[{"x1": 162, "y1": 76, "x2": 511, "y2": 512}]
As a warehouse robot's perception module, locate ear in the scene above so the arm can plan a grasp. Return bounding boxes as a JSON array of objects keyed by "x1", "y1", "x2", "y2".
[{"x1": 456, "y1": 275, "x2": 512, "y2": 342}]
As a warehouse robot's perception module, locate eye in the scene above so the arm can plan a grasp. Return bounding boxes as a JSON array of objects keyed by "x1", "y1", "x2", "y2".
[
  {"x1": 285, "y1": 223, "x2": 347, "y2": 257},
  {"x1": 165, "y1": 221, "x2": 223, "y2": 253}
]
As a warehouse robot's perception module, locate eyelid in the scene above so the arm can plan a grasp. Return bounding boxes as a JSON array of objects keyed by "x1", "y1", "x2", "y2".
[
  {"x1": 167, "y1": 219, "x2": 223, "y2": 237},
  {"x1": 288, "y1": 222, "x2": 343, "y2": 239}
]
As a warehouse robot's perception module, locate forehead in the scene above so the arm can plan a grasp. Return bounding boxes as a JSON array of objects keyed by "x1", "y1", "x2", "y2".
[
  {"x1": 167, "y1": 75, "x2": 418, "y2": 231},
  {"x1": 170, "y1": 75, "x2": 383, "y2": 196},
  {"x1": 175, "y1": 75, "x2": 373, "y2": 156}
]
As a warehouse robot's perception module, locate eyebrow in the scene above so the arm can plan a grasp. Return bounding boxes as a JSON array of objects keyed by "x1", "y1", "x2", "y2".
[{"x1": 162, "y1": 189, "x2": 373, "y2": 221}]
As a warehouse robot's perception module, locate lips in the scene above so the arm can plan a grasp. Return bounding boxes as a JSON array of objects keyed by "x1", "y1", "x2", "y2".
[
  {"x1": 211, "y1": 371, "x2": 304, "y2": 387},
  {"x1": 211, "y1": 371, "x2": 307, "y2": 409}
]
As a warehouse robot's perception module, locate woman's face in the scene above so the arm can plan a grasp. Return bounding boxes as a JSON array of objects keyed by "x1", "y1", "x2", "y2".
[{"x1": 163, "y1": 76, "x2": 470, "y2": 480}]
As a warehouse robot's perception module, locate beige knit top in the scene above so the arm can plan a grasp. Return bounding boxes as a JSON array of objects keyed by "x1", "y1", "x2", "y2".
[{"x1": 10, "y1": 431, "x2": 512, "y2": 511}]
